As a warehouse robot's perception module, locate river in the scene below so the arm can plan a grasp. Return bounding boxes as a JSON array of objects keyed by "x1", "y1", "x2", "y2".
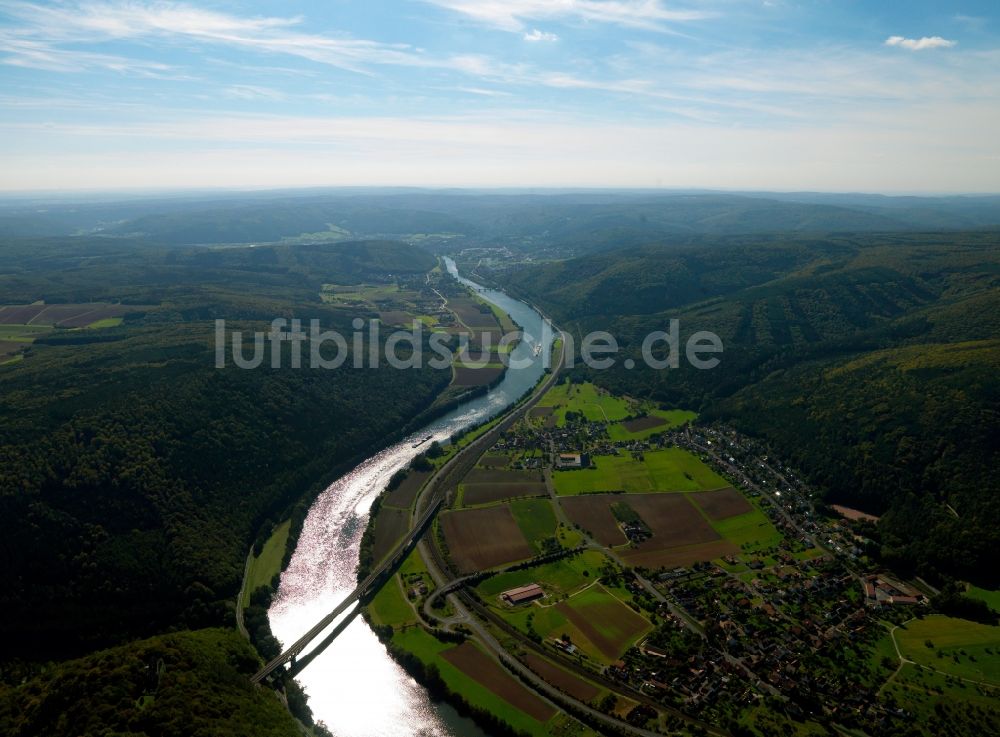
[{"x1": 267, "y1": 258, "x2": 551, "y2": 737}]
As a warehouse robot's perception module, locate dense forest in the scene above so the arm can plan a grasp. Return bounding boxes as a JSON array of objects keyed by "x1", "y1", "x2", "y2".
[
  {"x1": 0, "y1": 236, "x2": 450, "y2": 728},
  {"x1": 0, "y1": 628, "x2": 300, "y2": 737},
  {"x1": 501, "y1": 231, "x2": 1000, "y2": 585}
]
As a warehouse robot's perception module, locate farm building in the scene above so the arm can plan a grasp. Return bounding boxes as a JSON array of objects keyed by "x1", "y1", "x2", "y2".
[
  {"x1": 501, "y1": 583, "x2": 544, "y2": 605},
  {"x1": 556, "y1": 453, "x2": 590, "y2": 469}
]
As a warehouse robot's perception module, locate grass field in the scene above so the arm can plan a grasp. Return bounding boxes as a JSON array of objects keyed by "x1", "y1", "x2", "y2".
[
  {"x1": 966, "y1": 584, "x2": 1000, "y2": 613},
  {"x1": 477, "y1": 549, "x2": 608, "y2": 600},
  {"x1": 242, "y1": 521, "x2": 289, "y2": 606},
  {"x1": 881, "y1": 662, "x2": 1000, "y2": 731},
  {"x1": 510, "y1": 498, "x2": 558, "y2": 552},
  {"x1": 552, "y1": 448, "x2": 728, "y2": 495},
  {"x1": 710, "y1": 506, "x2": 784, "y2": 551},
  {"x1": 0, "y1": 324, "x2": 51, "y2": 341},
  {"x1": 87, "y1": 316, "x2": 123, "y2": 328},
  {"x1": 537, "y1": 381, "x2": 631, "y2": 425},
  {"x1": 895, "y1": 615, "x2": 1000, "y2": 684},
  {"x1": 606, "y1": 409, "x2": 698, "y2": 440},
  {"x1": 369, "y1": 575, "x2": 418, "y2": 627},
  {"x1": 441, "y1": 505, "x2": 534, "y2": 572}
]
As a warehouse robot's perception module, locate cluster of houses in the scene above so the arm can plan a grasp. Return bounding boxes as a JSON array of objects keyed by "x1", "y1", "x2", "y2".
[
  {"x1": 606, "y1": 616, "x2": 758, "y2": 715},
  {"x1": 652, "y1": 556, "x2": 884, "y2": 716}
]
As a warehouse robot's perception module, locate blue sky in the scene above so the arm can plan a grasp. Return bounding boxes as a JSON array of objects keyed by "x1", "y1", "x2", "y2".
[{"x1": 0, "y1": 0, "x2": 998, "y2": 192}]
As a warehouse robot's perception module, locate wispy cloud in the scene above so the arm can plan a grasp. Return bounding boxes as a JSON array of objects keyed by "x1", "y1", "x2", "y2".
[
  {"x1": 0, "y1": 1, "x2": 427, "y2": 74},
  {"x1": 885, "y1": 35, "x2": 956, "y2": 51},
  {"x1": 524, "y1": 28, "x2": 558, "y2": 42},
  {"x1": 0, "y1": 34, "x2": 182, "y2": 76},
  {"x1": 422, "y1": 0, "x2": 712, "y2": 33}
]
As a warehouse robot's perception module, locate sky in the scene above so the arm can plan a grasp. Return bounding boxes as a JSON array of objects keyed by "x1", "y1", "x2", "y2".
[{"x1": 0, "y1": 0, "x2": 998, "y2": 193}]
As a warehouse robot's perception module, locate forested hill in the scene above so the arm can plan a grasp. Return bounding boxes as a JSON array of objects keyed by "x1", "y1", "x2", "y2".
[
  {"x1": 3, "y1": 191, "x2": 1000, "y2": 252},
  {"x1": 0, "y1": 237, "x2": 448, "y2": 662},
  {"x1": 502, "y1": 231, "x2": 1000, "y2": 585}
]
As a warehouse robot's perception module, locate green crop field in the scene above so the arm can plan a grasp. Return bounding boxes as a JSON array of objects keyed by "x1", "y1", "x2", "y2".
[
  {"x1": 537, "y1": 381, "x2": 631, "y2": 425},
  {"x1": 242, "y1": 520, "x2": 289, "y2": 606},
  {"x1": 553, "y1": 448, "x2": 728, "y2": 495},
  {"x1": 510, "y1": 498, "x2": 558, "y2": 551},
  {"x1": 477, "y1": 549, "x2": 608, "y2": 600},
  {"x1": 710, "y1": 506, "x2": 784, "y2": 551},
  {"x1": 895, "y1": 615, "x2": 1000, "y2": 684},
  {"x1": 606, "y1": 408, "x2": 698, "y2": 440}
]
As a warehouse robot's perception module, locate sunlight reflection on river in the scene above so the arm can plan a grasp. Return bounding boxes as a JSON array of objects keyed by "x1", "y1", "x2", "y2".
[{"x1": 267, "y1": 261, "x2": 548, "y2": 736}]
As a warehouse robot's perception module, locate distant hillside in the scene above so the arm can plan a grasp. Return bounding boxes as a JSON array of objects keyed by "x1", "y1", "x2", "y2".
[
  {"x1": 502, "y1": 231, "x2": 1000, "y2": 584},
  {"x1": 105, "y1": 202, "x2": 475, "y2": 244},
  {"x1": 3, "y1": 190, "x2": 999, "y2": 247}
]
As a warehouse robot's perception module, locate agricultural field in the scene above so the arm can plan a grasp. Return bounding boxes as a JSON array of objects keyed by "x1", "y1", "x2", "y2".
[
  {"x1": 0, "y1": 302, "x2": 141, "y2": 327},
  {"x1": 371, "y1": 507, "x2": 409, "y2": 564},
  {"x1": 606, "y1": 409, "x2": 698, "y2": 441},
  {"x1": 689, "y1": 487, "x2": 752, "y2": 520},
  {"x1": 554, "y1": 585, "x2": 653, "y2": 661},
  {"x1": 440, "y1": 506, "x2": 534, "y2": 573},
  {"x1": 461, "y1": 468, "x2": 546, "y2": 506},
  {"x1": 443, "y1": 642, "x2": 558, "y2": 722},
  {"x1": 448, "y1": 296, "x2": 501, "y2": 329},
  {"x1": 552, "y1": 447, "x2": 728, "y2": 495},
  {"x1": 320, "y1": 282, "x2": 447, "y2": 329},
  {"x1": 708, "y1": 506, "x2": 784, "y2": 552},
  {"x1": 477, "y1": 454, "x2": 511, "y2": 469},
  {"x1": 390, "y1": 628, "x2": 570, "y2": 737},
  {"x1": 560, "y1": 491, "x2": 750, "y2": 569},
  {"x1": 522, "y1": 652, "x2": 601, "y2": 702},
  {"x1": 0, "y1": 303, "x2": 140, "y2": 359},
  {"x1": 894, "y1": 615, "x2": 1000, "y2": 684},
  {"x1": 509, "y1": 498, "x2": 558, "y2": 552},
  {"x1": 536, "y1": 381, "x2": 631, "y2": 425},
  {"x1": 384, "y1": 470, "x2": 431, "y2": 509},
  {"x1": 561, "y1": 496, "x2": 628, "y2": 547}
]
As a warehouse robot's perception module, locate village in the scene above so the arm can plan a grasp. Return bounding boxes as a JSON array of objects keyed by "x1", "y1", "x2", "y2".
[{"x1": 474, "y1": 395, "x2": 933, "y2": 731}]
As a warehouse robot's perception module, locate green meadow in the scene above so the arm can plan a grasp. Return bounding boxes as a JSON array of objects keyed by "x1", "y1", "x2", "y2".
[
  {"x1": 241, "y1": 520, "x2": 289, "y2": 607},
  {"x1": 537, "y1": 381, "x2": 631, "y2": 425},
  {"x1": 369, "y1": 576, "x2": 417, "y2": 628},
  {"x1": 553, "y1": 447, "x2": 728, "y2": 495},
  {"x1": 711, "y1": 506, "x2": 784, "y2": 551},
  {"x1": 895, "y1": 615, "x2": 1000, "y2": 684}
]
